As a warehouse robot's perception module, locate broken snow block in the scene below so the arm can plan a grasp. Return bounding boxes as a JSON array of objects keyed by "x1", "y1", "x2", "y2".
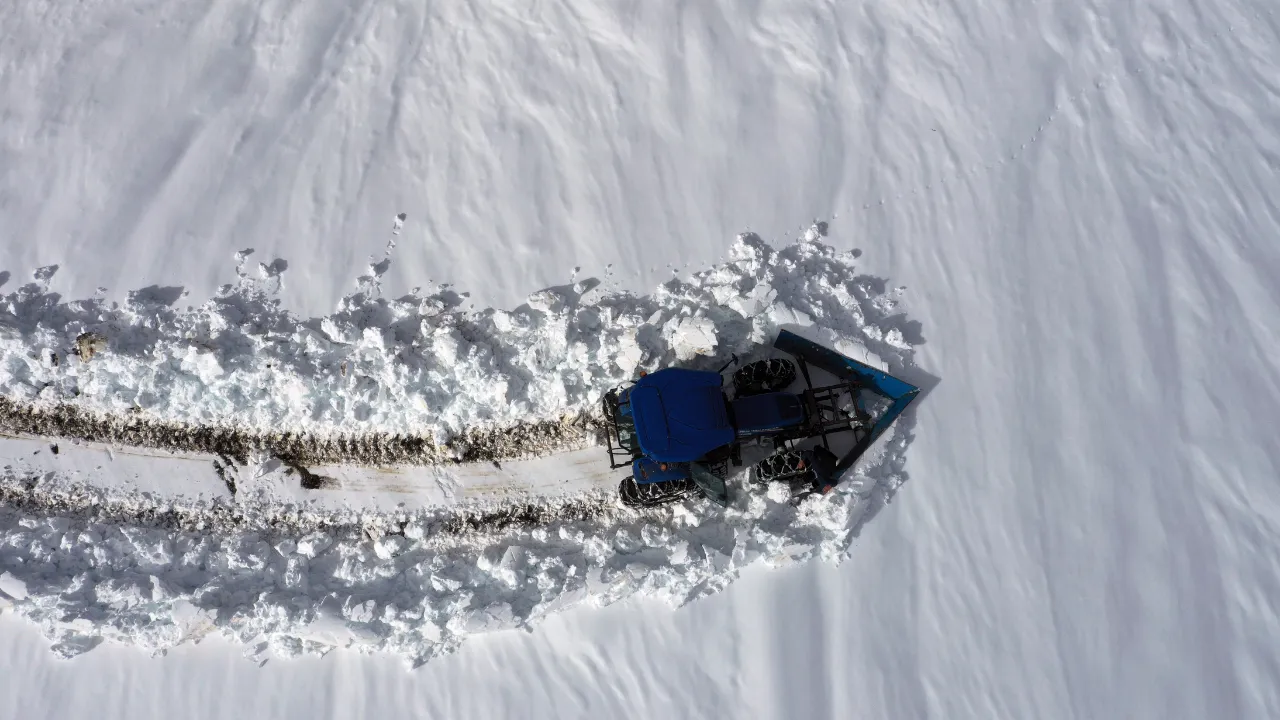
[{"x1": 0, "y1": 572, "x2": 30, "y2": 605}]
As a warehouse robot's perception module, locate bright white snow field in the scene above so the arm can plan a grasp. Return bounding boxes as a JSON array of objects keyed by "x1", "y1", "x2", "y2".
[{"x1": 3, "y1": 0, "x2": 1280, "y2": 718}]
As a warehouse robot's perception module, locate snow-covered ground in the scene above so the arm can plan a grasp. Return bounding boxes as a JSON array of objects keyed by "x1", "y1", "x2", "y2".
[
  {"x1": 1, "y1": 229, "x2": 922, "y2": 667},
  {"x1": 4, "y1": 0, "x2": 1280, "y2": 717}
]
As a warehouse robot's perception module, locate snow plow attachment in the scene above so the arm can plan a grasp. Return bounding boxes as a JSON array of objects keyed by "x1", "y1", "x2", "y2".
[{"x1": 772, "y1": 329, "x2": 920, "y2": 475}]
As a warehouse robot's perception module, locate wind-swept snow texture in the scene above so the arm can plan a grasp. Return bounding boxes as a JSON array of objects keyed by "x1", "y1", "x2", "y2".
[{"x1": 0, "y1": 231, "x2": 923, "y2": 666}]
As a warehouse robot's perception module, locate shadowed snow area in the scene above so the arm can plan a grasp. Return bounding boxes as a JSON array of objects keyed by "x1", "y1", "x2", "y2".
[{"x1": 0, "y1": 228, "x2": 927, "y2": 665}]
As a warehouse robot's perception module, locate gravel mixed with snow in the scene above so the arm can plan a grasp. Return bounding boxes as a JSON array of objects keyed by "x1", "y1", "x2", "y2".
[
  {"x1": 0, "y1": 227, "x2": 924, "y2": 665},
  {"x1": 0, "y1": 394, "x2": 602, "y2": 467}
]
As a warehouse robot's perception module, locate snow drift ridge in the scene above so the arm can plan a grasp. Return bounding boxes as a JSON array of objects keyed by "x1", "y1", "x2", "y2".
[{"x1": 0, "y1": 394, "x2": 602, "y2": 467}]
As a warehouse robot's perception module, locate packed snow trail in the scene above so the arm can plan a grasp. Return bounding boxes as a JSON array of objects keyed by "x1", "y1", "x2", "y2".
[
  {"x1": 0, "y1": 431, "x2": 622, "y2": 513},
  {"x1": 0, "y1": 227, "x2": 926, "y2": 665}
]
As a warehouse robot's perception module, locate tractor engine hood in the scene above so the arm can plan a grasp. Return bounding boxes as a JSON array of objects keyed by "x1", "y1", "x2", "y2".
[{"x1": 629, "y1": 368, "x2": 734, "y2": 462}]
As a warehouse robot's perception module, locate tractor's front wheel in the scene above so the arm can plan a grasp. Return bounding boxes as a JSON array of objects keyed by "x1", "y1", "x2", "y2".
[
  {"x1": 619, "y1": 476, "x2": 699, "y2": 508},
  {"x1": 732, "y1": 358, "x2": 798, "y2": 397}
]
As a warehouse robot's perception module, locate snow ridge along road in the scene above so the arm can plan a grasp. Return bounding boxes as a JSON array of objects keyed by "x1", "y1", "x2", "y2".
[
  {"x1": 0, "y1": 226, "x2": 930, "y2": 666},
  {"x1": 0, "y1": 393, "x2": 603, "y2": 468}
]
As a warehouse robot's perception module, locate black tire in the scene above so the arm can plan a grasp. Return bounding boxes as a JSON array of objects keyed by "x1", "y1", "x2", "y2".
[
  {"x1": 750, "y1": 449, "x2": 813, "y2": 485},
  {"x1": 733, "y1": 358, "x2": 798, "y2": 397},
  {"x1": 619, "y1": 476, "x2": 699, "y2": 508},
  {"x1": 600, "y1": 389, "x2": 621, "y2": 429}
]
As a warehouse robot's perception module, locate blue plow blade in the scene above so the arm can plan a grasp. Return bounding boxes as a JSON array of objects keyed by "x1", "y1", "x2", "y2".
[{"x1": 773, "y1": 329, "x2": 920, "y2": 475}]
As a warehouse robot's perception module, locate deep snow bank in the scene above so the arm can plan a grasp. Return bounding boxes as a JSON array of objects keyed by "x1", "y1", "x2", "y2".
[{"x1": 0, "y1": 226, "x2": 926, "y2": 664}]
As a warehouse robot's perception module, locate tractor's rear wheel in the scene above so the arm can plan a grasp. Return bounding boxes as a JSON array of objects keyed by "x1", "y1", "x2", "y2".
[
  {"x1": 733, "y1": 358, "x2": 798, "y2": 397},
  {"x1": 619, "y1": 476, "x2": 699, "y2": 508},
  {"x1": 750, "y1": 449, "x2": 812, "y2": 485}
]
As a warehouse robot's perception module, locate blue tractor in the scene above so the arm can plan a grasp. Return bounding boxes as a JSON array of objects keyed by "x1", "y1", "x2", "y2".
[{"x1": 600, "y1": 330, "x2": 921, "y2": 508}]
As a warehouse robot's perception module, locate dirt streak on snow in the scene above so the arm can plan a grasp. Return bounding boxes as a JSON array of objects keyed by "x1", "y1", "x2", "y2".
[{"x1": 0, "y1": 395, "x2": 603, "y2": 467}]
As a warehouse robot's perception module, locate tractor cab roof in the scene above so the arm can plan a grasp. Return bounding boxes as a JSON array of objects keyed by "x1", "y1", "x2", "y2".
[{"x1": 630, "y1": 368, "x2": 734, "y2": 462}]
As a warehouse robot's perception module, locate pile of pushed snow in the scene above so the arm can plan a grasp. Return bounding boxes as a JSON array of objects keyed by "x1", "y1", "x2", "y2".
[
  {"x1": 0, "y1": 228, "x2": 914, "y2": 445},
  {"x1": 0, "y1": 422, "x2": 912, "y2": 666}
]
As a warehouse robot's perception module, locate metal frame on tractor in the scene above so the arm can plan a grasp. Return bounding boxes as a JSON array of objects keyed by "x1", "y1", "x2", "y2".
[{"x1": 601, "y1": 329, "x2": 919, "y2": 476}]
